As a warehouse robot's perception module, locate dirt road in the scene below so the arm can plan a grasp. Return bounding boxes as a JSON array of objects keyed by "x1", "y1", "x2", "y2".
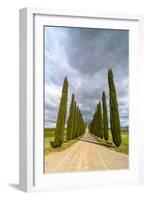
[{"x1": 45, "y1": 130, "x2": 128, "y2": 173}]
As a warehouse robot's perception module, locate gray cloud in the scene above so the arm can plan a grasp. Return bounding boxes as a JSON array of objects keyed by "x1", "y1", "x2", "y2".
[
  {"x1": 44, "y1": 26, "x2": 129, "y2": 128},
  {"x1": 64, "y1": 28, "x2": 128, "y2": 76}
]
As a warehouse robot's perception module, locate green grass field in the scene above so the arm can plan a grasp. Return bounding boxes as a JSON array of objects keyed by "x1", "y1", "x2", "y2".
[
  {"x1": 96, "y1": 129, "x2": 129, "y2": 154},
  {"x1": 44, "y1": 128, "x2": 82, "y2": 155},
  {"x1": 44, "y1": 128, "x2": 129, "y2": 155},
  {"x1": 44, "y1": 128, "x2": 56, "y2": 138}
]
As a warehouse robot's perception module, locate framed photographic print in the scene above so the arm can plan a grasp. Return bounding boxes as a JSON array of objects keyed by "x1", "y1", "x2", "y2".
[{"x1": 19, "y1": 8, "x2": 144, "y2": 192}]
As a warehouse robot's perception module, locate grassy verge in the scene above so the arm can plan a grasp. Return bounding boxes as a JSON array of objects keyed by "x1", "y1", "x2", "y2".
[
  {"x1": 94, "y1": 129, "x2": 129, "y2": 154},
  {"x1": 44, "y1": 128, "x2": 82, "y2": 155},
  {"x1": 44, "y1": 128, "x2": 56, "y2": 137}
]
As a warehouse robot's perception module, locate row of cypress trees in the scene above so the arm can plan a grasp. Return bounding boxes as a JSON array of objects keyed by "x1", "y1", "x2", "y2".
[
  {"x1": 90, "y1": 96, "x2": 107, "y2": 140},
  {"x1": 50, "y1": 77, "x2": 85, "y2": 148},
  {"x1": 90, "y1": 69, "x2": 121, "y2": 147},
  {"x1": 67, "y1": 94, "x2": 85, "y2": 141}
]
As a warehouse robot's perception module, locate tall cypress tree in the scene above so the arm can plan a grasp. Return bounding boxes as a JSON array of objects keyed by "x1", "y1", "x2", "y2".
[
  {"x1": 102, "y1": 91, "x2": 109, "y2": 141},
  {"x1": 90, "y1": 108, "x2": 98, "y2": 136},
  {"x1": 94, "y1": 105, "x2": 99, "y2": 137},
  {"x1": 75, "y1": 106, "x2": 79, "y2": 138},
  {"x1": 66, "y1": 94, "x2": 75, "y2": 141},
  {"x1": 80, "y1": 111, "x2": 83, "y2": 136},
  {"x1": 72, "y1": 101, "x2": 77, "y2": 139},
  {"x1": 90, "y1": 111, "x2": 95, "y2": 134},
  {"x1": 77, "y1": 107, "x2": 81, "y2": 137},
  {"x1": 97, "y1": 102, "x2": 103, "y2": 139},
  {"x1": 79, "y1": 110, "x2": 84, "y2": 136},
  {"x1": 108, "y1": 69, "x2": 121, "y2": 146},
  {"x1": 50, "y1": 77, "x2": 68, "y2": 148}
]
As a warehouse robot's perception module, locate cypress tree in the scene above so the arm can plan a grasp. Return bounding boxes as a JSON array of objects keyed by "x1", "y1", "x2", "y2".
[
  {"x1": 97, "y1": 102, "x2": 103, "y2": 139},
  {"x1": 102, "y1": 91, "x2": 109, "y2": 141},
  {"x1": 90, "y1": 109, "x2": 97, "y2": 136},
  {"x1": 66, "y1": 94, "x2": 75, "y2": 141},
  {"x1": 108, "y1": 69, "x2": 121, "y2": 146},
  {"x1": 90, "y1": 116, "x2": 93, "y2": 133},
  {"x1": 90, "y1": 112, "x2": 95, "y2": 134},
  {"x1": 79, "y1": 110, "x2": 83, "y2": 136},
  {"x1": 81, "y1": 113, "x2": 85, "y2": 135},
  {"x1": 77, "y1": 108, "x2": 80, "y2": 137},
  {"x1": 78, "y1": 109, "x2": 85, "y2": 136},
  {"x1": 50, "y1": 77, "x2": 68, "y2": 148},
  {"x1": 94, "y1": 105, "x2": 99, "y2": 137},
  {"x1": 80, "y1": 113, "x2": 83, "y2": 135},
  {"x1": 81, "y1": 111, "x2": 85, "y2": 135},
  {"x1": 90, "y1": 105, "x2": 99, "y2": 137},
  {"x1": 75, "y1": 106, "x2": 79, "y2": 138},
  {"x1": 72, "y1": 102, "x2": 77, "y2": 139}
]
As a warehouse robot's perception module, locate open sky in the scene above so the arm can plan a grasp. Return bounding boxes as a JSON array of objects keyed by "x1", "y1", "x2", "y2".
[{"x1": 44, "y1": 26, "x2": 128, "y2": 128}]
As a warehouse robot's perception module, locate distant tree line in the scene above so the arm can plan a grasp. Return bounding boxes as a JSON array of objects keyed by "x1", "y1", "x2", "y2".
[
  {"x1": 90, "y1": 69, "x2": 121, "y2": 147},
  {"x1": 50, "y1": 77, "x2": 85, "y2": 148}
]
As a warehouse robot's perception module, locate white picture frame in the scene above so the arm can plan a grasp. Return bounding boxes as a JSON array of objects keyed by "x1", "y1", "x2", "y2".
[{"x1": 19, "y1": 7, "x2": 144, "y2": 192}]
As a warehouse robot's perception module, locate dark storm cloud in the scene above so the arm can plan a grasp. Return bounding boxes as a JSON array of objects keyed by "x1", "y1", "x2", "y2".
[
  {"x1": 45, "y1": 26, "x2": 129, "y2": 128},
  {"x1": 64, "y1": 28, "x2": 128, "y2": 76}
]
